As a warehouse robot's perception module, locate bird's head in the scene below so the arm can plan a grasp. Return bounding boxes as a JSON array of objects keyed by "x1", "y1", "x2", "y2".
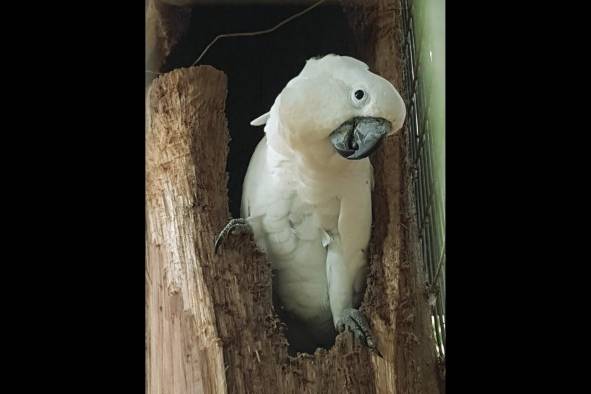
[{"x1": 252, "y1": 54, "x2": 406, "y2": 161}]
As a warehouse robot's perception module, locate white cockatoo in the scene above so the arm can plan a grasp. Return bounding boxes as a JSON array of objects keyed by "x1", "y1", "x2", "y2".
[{"x1": 216, "y1": 54, "x2": 406, "y2": 354}]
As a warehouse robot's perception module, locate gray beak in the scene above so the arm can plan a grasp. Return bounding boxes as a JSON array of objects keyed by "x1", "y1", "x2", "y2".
[{"x1": 329, "y1": 117, "x2": 392, "y2": 160}]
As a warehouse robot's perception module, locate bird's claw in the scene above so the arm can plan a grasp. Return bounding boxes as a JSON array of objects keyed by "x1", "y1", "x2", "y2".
[
  {"x1": 214, "y1": 218, "x2": 251, "y2": 254},
  {"x1": 337, "y1": 308, "x2": 382, "y2": 358}
]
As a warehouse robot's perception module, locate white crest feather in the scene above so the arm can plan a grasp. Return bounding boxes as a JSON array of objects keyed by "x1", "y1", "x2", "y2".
[{"x1": 250, "y1": 112, "x2": 270, "y2": 126}]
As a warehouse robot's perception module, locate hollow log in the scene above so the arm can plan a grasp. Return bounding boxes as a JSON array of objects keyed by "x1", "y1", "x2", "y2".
[
  {"x1": 146, "y1": 65, "x2": 440, "y2": 394},
  {"x1": 146, "y1": 1, "x2": 442, "y2": 390}
]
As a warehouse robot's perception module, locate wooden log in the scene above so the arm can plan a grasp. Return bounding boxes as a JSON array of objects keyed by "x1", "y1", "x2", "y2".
[{"x1": 146, "y1": 15, "x2": 441, "y2": 388}]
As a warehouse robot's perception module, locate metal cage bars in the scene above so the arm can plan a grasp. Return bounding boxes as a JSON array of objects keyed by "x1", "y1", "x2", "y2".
[{"x1": 400, "y1": 0, "x2": 446, "y2": 362}]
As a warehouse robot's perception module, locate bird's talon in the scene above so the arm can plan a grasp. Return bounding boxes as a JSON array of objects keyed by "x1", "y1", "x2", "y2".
[
  {"x1": 214, "y1": 218, "x2": 251, "y2": 254},
  {"x1": 337, "y1": 308, "x2": 380, "y2": 354}
]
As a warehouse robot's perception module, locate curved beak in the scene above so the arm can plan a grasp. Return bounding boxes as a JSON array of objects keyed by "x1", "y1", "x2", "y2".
[{"x1": 329, "y1": 117, "x2": 392, "y2": 160}]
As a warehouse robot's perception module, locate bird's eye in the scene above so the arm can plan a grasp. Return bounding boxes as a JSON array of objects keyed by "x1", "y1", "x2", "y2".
[{"x1": 351, "y1": 89, "x2": 368, "y2": 107}]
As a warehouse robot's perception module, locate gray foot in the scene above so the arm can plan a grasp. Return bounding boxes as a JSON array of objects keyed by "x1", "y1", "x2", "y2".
[
  {"x1": 214, "y1": 218, "x2": 251, "y2": 254},
  {"x1": 337, "y1": 308, "x2": 382, "y2": 357}
]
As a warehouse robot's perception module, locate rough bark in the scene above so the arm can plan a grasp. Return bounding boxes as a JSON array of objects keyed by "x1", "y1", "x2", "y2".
[
  {"x1": 146, "y1": 66, "x2": 228, "y2": 394},
  {"x1": 146, "y1": 1, "x2": 442, "y2": 393}
]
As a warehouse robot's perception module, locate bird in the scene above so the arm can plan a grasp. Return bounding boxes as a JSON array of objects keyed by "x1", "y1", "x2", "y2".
[{"x1": 215, "y1": 54, "x2": 406, "y2": 355}]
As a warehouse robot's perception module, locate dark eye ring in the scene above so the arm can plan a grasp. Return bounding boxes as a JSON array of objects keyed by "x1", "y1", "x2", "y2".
[{"x1": 354, "y1": 90, "x2": 365, "y2": 100}]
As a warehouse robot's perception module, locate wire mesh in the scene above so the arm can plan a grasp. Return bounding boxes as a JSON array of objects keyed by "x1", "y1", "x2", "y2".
[{"x1": 400, "y1": 0, "x2": 446, "y2": 362}]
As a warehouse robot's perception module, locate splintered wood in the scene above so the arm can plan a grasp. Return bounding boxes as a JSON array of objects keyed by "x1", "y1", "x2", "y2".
[{"x1": 146, "y1": 2, "x2": 440, "y2": 393}]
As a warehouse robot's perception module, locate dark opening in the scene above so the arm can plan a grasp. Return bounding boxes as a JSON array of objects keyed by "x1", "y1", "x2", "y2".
[
  {"x1": 164, "y1": 2, "x2": 359, "y2": 216},
  {"x1": 164, "y1": 2, "x2": 361, "y2": 354}
]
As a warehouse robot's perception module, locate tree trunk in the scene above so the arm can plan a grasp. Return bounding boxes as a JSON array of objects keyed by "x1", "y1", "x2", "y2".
[
  {"x1": 146, "y1": 66, "x2": 229, "y2": 393},
  {"x1": 146, "y1": 2, "x2": 442, "y2": 393}
]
